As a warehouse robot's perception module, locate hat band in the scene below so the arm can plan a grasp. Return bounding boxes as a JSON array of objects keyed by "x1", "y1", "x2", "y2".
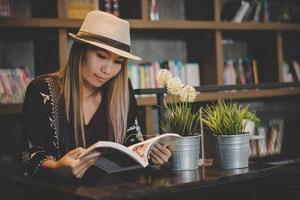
[{"x1": 77, "y1": 31, "x2": 131, "y2": 53}]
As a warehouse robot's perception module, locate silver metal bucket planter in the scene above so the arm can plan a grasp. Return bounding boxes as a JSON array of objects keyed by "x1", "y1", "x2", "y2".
[
  {"x1": 215, "y1": 133, "x2": 250, "y2": 169},
  {"x1": 170, "y1": 135, "x2": 200, "y2": 170}
]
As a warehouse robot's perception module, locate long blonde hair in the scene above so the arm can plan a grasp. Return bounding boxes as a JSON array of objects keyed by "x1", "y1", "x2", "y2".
[{"x1": 58, "y1": 42, "x2": 129, "y2": 147}]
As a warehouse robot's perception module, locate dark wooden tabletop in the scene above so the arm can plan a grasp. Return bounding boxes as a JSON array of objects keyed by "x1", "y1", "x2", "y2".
[{"x1": 6, "y1": 163, "x2": 281, "y2": 200}]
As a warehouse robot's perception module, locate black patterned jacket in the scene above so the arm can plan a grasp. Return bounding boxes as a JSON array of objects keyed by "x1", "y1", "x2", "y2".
[{"x1": 21, "y1": 75, "x2": 143, "y2": 176}]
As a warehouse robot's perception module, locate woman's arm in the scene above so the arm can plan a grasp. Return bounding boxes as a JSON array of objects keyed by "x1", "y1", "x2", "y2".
[
  {"x1": 21, "y1": 78, "x2": 59, "y2": 176},
  {"x1": 42, "y1": 147, "x2": 99, "y2": 179},
  {"x1": 21, "y1": 78, "x2": 99, "y2": 178}
]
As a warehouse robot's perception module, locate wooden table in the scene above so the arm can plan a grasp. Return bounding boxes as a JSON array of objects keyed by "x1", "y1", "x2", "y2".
[{"x1": 6, "y1": 163, "x2": 280, "y2": 200}]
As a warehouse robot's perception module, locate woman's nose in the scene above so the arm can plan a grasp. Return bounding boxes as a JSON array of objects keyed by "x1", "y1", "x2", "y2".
[{"x1": 101, "y1": 60, "x2": 113, "y2": 74}]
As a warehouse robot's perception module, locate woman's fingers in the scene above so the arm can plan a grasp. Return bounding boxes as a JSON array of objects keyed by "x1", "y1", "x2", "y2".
[
  {"x1": 150, "y1": 151, "x2": 164, "y2": 165},
  {"x1": 67, "y1": 147, "x2": 87, "y2": 159},
  {"x1": 80, "y1": 158, "x2": 98, "y2": 178},
  {"x1": 53, "y1": 147, "x2": 99, "y2": 179},
  {"x1": 80, "y1": 151, "x2": 100, "y2": 160},
  {"x1": 156, "y1": 143, "x2": 171, "y2": 158},
  {"x1": 67, "y1": 148, "x2": 81, "y2": 157},
  {"x1": 76, "y1": 153, "x2": 99, "y2": 171},
  {"x1": 151, "y1": 144, "x2": 171, "y2": 163},
  {"x1": 75, "y1": 157, "x2": 99, "y2": 178},
  {"x1": 63, "y1": 150, "x2": 99, "y2": 177}
]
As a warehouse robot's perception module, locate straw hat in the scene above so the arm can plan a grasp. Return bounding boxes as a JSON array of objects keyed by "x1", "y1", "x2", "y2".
[{"x1": 69, "y1": 10, "x2": 141, "y2": 60}]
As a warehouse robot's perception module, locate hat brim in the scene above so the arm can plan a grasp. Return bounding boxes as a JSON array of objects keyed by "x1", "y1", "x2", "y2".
[{"x1": 68, "y1": 33, "x2": 141, "y2": 61}]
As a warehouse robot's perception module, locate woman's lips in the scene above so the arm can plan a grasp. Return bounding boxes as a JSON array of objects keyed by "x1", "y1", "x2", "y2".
[{"x1": 94, "y1": 74, "x2": 106, "y2": 82}]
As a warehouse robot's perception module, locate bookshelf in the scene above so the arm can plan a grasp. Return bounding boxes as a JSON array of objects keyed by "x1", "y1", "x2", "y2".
[
  {"x1": 135, "y1": 83, "x2": 300, "y2": 106},
  {"x1": 0, "y1": 0, "x2": 300, "y2": 159},
  {"x1": 1, "y1": 19, "x2": 300, "y2": 29}
]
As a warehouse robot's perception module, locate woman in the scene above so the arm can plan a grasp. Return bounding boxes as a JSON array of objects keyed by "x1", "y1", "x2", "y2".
[{"x1": 21, "y1": 10, "x2": 171, "y2": 179}]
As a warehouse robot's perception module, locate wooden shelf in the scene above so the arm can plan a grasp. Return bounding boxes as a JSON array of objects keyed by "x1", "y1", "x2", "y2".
[
  {"x1": 0, "y1": 18, "x2": 82, "y2": 28},
  {"x1": 136, "y1": 87, "x2": 300, "y2": 106},
  {"x1": 1, "y1": 18, "x2": 300, "y2": 30},
  {"x1": 2, "y1": 88, "x2": 299, "y2": 114},
  {"x1": 130, "y1": 21, "x2": 300, "y2": 30},
  {"x1": 0, "y1": 104, "x2": 22, "y2": 115}
]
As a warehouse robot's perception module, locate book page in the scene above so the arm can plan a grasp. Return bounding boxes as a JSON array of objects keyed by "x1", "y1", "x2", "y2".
[
  {"x1": 129, "y1": 133, "x2": 181, "y2": 161},
  {"x1": 93, "y1": 148, "x2": 145, "y2": 174},
  {"x1": 79, "y1": 141, "x2": 148, "y2": 169}
]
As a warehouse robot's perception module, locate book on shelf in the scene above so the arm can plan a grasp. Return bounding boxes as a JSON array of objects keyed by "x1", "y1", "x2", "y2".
[
  {"x1": 250, "y1": 139, "x2": 258, "y2": 157},
  {"x1": 242, "y1": 0, "x2": 258, "y2": 22},
  {"x1": 168, "y1": 60, "x2": 188, "y2": 83},
  {"x1": 251, "y1": 119, "x2": 284, "y2": 158},
  {"x1": 225, "y1": 0, "x2": 285, "y2": 22},
  {"x1": 262, "y1": 0, "x2": 269, "y2": 22},
  {"x1": 221, "y1": 0, "x2": 241, "y2": 22},
  {"x1": 286, "y1": 61, "x2": 300, "y2": 82},
  {"x1": 0, "y1": 0, "x2": 31, "y2": 18},
  {"x1": 0, "y1": 67, "x2": 33, "y2": 104},
  {"x1": 292, "y1": 61, "x2": 300, "y2": 81},
  {"x1": 253, "y1": 0, "x2": 262, "y2": 22},
  {"x1": 128, "y1": 60, "x2": 201, "y2": 90},
  {"x1": 139, "y1": 65, "x2": 146, "y2": 89},
  {"x1": 232, "y1": 0, "x2": 250, "y2": 23},
  {"x1": 0, "y1": 0, "x2": 13, "y2": 17},
  {"x1": 100, "y1": 0, "x2": 112, "y2": 14},
  {"x1": 224, "y1": 59, "x2": 237, "y2": 85},
  {"x1": 153, "y1": 62, "x2": 161, "y2": 87},
  {"x1": 283, "y1": 62, "x2": 294, "y2": 82},
  {"x1": 99, "y1": 0, "x2": 120, "y2": 16},
  {"x1": 184, "y1": 62, "x2": 200, "y2": 87},
  {"x1": 223, "y1": 58, "x2": 258, "y2": 85},
  {"x1": 128, "y1": 64, "x2": 139, "y2": 89},
  {"x1": 111, "y1": 0, "x2": 120, "y2": 17},
  {"x1": 257, "y1": 126, "x2": 268, "y2": 157},
  {"x1": 237, "y1": 58, "x2": 246, "y2": 84},
  {"x1": 252, "y1": 60, "x2": 259, "y2": 84},
  {"x1": 267, "y1": 126, "x2": 277, "y2": 154},
  {"x1": 149, "y1": 0, "x2": 159, "y2": 21},
  {"x1": 243, "y1": 58, "x2": 254, "y2": 83},
  {"x1": 79, "y1": 133, "x2": 181, "y2": 174},
  {"x1": 66, "y1": 0, "x2": 99, "y2": 19},
  {"x1": 267, "y1": 119, "x2": 284, "y2": 155}
]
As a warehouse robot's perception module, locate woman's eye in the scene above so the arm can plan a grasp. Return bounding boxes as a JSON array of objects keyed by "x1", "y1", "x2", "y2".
[
  {"x1": 114, "y1": 60, "x2": 123, "y2": 65},
  {"x1": 97, "y1": 53, "x2": 106, "y2": 59}
]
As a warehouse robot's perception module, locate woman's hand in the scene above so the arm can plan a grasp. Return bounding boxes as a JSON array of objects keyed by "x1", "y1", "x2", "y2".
[
  {"x1": 42, "y1": 147, "x2": 100, "y2": 179},
  {"x1": 149, "y1": 143, "x2": 171, "y2": 165}
]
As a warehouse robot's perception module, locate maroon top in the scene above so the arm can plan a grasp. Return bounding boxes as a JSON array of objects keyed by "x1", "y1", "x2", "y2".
[{"x1": 84, "y1": 100, "x2": 115, "y2": 146}]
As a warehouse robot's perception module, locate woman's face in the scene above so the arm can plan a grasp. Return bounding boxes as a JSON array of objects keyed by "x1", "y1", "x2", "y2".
[{"x1": 82, "y1": 46, "x2": 125, "y2": 89}]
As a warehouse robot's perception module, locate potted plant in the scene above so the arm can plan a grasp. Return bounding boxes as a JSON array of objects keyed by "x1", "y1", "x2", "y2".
[
  {"x1": 201, "y1": 99, "x2": 260, "y2": 169},
  {"x1": 157, "y1": 69, "x2": 201, "y2": 170}
]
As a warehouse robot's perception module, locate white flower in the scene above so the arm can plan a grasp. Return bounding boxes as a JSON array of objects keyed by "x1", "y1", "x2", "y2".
[
  {"x1": 157, "y1": 69, "x2": 173, "y2": 87},
  {"x1": 166, "y1": 77, "x2": 183, "y2": 95},
  {"x1": 179, "y1": 85, "x2": 197, "y2": 102}
]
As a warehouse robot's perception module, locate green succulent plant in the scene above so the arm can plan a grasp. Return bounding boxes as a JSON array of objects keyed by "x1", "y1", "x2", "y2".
[
  {"x1": 162, "y1": 100, "x2": 200, "y2": 137},
  {"x1": 201, "y1": 99, "x2": 260, "y2": 135}
]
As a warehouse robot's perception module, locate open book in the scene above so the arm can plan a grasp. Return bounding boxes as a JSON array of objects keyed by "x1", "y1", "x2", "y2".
[{"x1": 79, "y1": 133, "x2": 181, "y2": 174}]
